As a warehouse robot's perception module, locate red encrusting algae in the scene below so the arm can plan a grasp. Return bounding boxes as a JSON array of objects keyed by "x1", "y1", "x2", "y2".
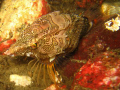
[
  {"x1": 41, "y1": 0, "x2": 50, "y2": 16},
  {"x1": 71, "y1": 50, "x2": 120, "y2": 90},
  {"x1": 0, "y1": 38, "x2": 16, "y2": 54}
]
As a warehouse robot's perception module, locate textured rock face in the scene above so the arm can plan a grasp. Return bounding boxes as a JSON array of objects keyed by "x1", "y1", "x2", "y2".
[{"x1": 0, "y1": 0, "x2": 49, "y2": 39}]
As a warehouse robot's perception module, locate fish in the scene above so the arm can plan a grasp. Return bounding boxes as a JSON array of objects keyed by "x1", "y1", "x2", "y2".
[{"x1": 4, "y1": 11, "x2": 89, "y2": 85}]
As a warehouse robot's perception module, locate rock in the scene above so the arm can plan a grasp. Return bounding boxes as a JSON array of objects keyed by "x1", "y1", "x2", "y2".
[{"x1": 71, "y1": 50, "x2": 120, "y2": 90}]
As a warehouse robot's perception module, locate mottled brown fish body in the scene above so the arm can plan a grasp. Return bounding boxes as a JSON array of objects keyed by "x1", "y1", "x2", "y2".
[{"x1": 5, "y1": 11, "x2": 89, "y2": 63}]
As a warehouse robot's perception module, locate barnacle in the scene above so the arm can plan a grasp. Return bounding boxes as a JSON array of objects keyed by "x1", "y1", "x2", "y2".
[{"x1": 105, "y1": 14, "x2": 120, "y2": 32}]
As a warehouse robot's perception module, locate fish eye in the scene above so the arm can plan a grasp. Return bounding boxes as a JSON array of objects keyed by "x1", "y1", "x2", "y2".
[{"x1": 30, "y1": 43, "x2": 37, "y2": 49}]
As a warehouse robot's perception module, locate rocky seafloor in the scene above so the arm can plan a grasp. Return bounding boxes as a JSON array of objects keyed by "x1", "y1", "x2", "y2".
[{"x1": 1, "y1": 0, "x2": 120, "y2": 90}]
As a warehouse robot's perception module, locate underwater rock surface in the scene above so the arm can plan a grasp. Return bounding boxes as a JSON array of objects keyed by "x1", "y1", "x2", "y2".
[
  {"x1": 71, "y1": 50, "x2": 120, "y2": 90},
  {"x1": 0, "y1": 0, "x2": 120, "y2": 90}
]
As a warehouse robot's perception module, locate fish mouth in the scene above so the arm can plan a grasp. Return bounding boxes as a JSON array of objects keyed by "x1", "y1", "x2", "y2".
[
  {"x1": 4, "y1": 50, "x2": 11, "y2": 55},
  {"x1": 4, "y1": 50, "x2": 15, "y2": 57}
]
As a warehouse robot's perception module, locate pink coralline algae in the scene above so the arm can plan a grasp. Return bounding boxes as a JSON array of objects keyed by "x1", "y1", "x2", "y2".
[{"x1": 71, "y1": 50, "x2": 120, "y2": 90}]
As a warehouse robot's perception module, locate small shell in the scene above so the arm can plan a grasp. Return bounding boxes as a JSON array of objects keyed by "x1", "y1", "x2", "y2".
[{"x1": 105, "y1": 14, "x2": 120, "y2": 32}]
